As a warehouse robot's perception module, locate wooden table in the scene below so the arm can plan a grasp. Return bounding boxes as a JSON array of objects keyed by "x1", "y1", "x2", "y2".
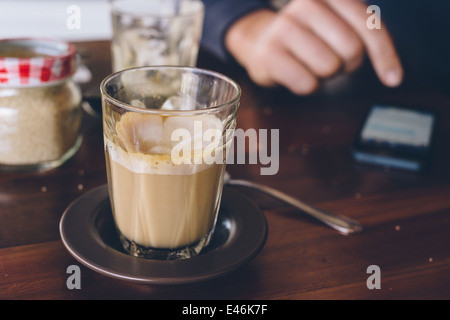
[{"x1": 1, "y1": 41, "x2": 450, "y2": 301}]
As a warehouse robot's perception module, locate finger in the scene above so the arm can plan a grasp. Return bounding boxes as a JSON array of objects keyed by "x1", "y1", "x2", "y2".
[
  {"x1": 277, "y1": 14, "x2": 342, "y2": 78},
  {"x1": 284, "y1": 0, "x2": 365, "y2": 73},
  {"x1": 265, "y1": 48, "x2": 319, "y2": 95},
  {"x1": 324, "y1": 0, "x2": 403, "y2": 87}
]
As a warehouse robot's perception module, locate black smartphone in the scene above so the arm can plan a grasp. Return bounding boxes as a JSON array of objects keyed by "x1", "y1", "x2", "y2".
[{"x1": 352, "y1": 103, "x2": 437, "y2": 172}]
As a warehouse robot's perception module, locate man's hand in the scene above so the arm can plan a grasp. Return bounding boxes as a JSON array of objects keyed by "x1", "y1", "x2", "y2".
[{"x1": 225, "y1": 0, "x2": 403, "y2": 95}]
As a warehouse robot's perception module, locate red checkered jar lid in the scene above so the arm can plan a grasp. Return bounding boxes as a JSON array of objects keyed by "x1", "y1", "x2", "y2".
[{"x1": 0, "y1": 38, "x2": 77, "y2": 87}]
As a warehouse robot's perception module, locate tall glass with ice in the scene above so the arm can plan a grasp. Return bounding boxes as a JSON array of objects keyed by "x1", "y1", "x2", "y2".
[
  {"x1": 100, "y1": 66, "x2": 241, "y2": 260},
  {"x1": 110, "y1": 0, "x2": 204, "y2": 71}
]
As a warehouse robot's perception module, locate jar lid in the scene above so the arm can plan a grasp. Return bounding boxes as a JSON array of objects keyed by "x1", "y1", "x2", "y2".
[{"x1": 0, "y1": 38, "x2": 77, "y2": 87}]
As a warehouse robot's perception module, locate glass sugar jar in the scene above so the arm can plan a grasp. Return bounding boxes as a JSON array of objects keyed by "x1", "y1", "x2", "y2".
[{"x1": 0, "y1": 38, "x2": 82, "y2": 172}]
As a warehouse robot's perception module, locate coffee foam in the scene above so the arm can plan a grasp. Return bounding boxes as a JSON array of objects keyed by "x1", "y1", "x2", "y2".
[{"x1": 106, "y1": 112, "x2": 224, "y2": 175}]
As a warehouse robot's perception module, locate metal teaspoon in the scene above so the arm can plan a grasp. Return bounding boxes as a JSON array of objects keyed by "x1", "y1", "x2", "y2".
[{"x1": 224, "y1": 172, "x2": 363, "y2": 235}]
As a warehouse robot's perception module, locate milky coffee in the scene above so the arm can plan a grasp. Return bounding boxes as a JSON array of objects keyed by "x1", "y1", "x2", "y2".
[{"x1": 104, "y1": 112, "x2": 225, "y2": 250}]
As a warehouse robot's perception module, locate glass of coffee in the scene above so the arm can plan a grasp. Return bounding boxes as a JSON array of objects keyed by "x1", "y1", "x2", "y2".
[
  {"x1": 110, "y1": 0, "x2": 204, "y2": 72},
  {"x1": 100, "y1": 66, "x2": 241, "y2": 260}
]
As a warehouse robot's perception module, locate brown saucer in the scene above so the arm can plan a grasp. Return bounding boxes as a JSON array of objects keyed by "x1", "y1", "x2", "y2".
[{"x1": 59, "y1": 184, "x2": 268, "y2": 285}]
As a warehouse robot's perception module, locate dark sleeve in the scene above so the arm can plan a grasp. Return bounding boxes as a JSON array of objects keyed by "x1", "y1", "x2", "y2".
[
  {"x1": 200, "y1": 0, "x2": 273, "y2": 62},
  {"x1": 371, "y1": 0, "x2": 450, "y2": 93}
]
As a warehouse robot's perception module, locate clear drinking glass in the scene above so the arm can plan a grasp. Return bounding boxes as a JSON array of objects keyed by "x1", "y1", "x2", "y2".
[
  {"x1": 100, "y1": 66, "x2": 241, "y2": 260},
  {"x1": 110, "y1": 0, "x2": 204, "y2": 72}
]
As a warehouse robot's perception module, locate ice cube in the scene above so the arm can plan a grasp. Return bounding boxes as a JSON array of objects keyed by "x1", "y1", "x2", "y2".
[
  {"x1": 163, "y1": 114, "x2": 222, "y2": 149},
  {"x1": 130, "y1": 99, "x2": 146, "y2": 108},
  {"x1": 148, "y1": 145, "x2": 172, "y2": 155},
  {"x1": 116, "y1": 112, "x2": 164, "y2": 153},
  {"x1": 161, "y1": 93, "x2": 202, "y2": 111},
  {"x1": 180, "y1": 73, "x2": 199, "y2": 97}
]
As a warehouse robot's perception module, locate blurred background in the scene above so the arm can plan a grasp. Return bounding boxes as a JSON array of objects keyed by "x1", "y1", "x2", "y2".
[
  {"x1": 0, "y1": 0, "x2": 448, "y2": 95},
  {"x1": 0, "y1": 0, "x2": 111, "y2": 41}
]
